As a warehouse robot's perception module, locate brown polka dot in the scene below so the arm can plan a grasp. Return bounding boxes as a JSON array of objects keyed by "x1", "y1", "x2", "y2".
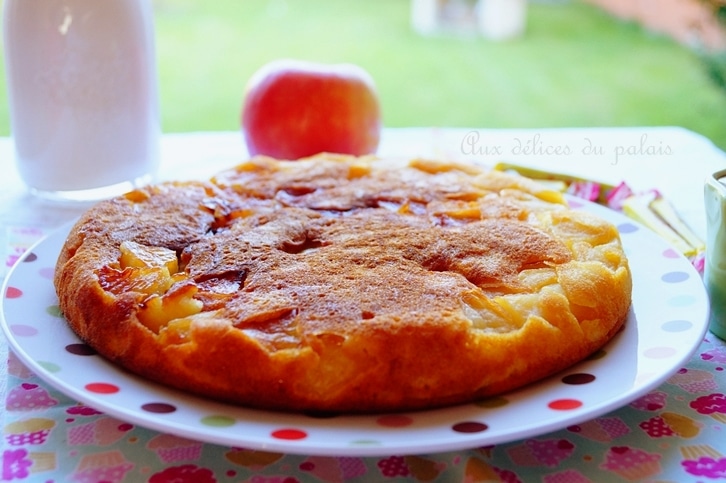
[
  {"x1": 65, "y1": 343, "x2": 97, "y2": 356},
  {"x1": 562, "y1": 373, "x2": 596, "y2": 385},
  {"x1": 452, "y1": 421, "x2": 488, "y2": 433}
]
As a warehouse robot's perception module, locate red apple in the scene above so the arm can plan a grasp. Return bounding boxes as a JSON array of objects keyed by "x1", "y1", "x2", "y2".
[{"x1": 241, "y1": 59, "x2": 382, "y2": 159}]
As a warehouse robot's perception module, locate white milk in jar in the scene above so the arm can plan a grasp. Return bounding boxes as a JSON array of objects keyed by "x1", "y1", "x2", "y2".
[{"x1": 3, "y1": 0, "x2": 160, "y2": 201}]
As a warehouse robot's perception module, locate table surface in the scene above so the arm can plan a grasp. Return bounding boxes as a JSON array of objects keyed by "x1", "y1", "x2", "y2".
[{"x1": 2, "y1": 127, "x2": 725, "y2": 482}]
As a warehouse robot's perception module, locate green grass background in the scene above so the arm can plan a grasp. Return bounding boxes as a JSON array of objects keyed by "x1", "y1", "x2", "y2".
[{"x1": 2, "y1": 0, "x2": 726, "y2": 150}]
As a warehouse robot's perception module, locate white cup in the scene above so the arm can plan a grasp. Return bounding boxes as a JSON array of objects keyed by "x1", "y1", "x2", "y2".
[{"x1": 3, "y1": 0, "x2": 160, "y2": 202}]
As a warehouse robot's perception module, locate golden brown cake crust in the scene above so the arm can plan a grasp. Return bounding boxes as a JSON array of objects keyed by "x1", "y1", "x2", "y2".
[{"x1": 54, "y1": 154, "x2": 632, "y2": 413}]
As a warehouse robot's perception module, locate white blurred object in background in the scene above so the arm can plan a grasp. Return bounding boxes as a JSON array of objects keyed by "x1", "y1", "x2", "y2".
[
  {"x1": 411, "y1": 0, "x2": 527, "y2": 40},
  {"x1": 2, "y1": 0, "x2": 160, "y2": 201},
  {"x1": 476, "y1": 0, "x2": 527, "y2": 40}
]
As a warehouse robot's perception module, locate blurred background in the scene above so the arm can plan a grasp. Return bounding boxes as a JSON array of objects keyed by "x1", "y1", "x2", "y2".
[{"x1": 2, "y1": 0, "x2": 726, "y2": 150}]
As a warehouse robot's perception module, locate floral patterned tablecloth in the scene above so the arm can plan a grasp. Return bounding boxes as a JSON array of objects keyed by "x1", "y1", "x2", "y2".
[{"x1": 2, "y1": 129, "x2": 726, "y2": 482}]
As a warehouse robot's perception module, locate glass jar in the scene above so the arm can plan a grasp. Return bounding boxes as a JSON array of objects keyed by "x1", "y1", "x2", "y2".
[
  {"x1": 3, "y1": 0, "x2": 160, "y2": 201},
  {"x1": 704, "y1": 169, "x2": 726, "y2": 340}
]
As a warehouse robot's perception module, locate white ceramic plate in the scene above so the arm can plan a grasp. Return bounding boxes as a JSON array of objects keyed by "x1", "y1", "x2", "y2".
[{"x1": 1, "y1": 199, "x2": 709, "y2": 456}]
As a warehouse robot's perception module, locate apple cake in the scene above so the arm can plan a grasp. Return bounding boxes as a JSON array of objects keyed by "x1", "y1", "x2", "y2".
[{"x1": 54, "y1": 154, "x2": 632, "y2": 413}]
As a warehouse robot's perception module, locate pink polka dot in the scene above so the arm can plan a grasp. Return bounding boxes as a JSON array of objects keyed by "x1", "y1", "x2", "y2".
[
  {"x1": 644, "y1": 347, "x2": 677, "y2": 359},
  {"x1": 39, "y1": 267, "x2": 55, "y2": 279},
  {"x1": 10, "y1": 324, "x2": 38, "y2": 337},
  {"x1": 548, "y1": 399, "x2": 583, "y2": 410},
  {"x1": 271, "y1": 428, "x2": 307, "y2": 440},
  {"x1": 85, "y1": 382, "x2": 120, "y2": 394},
  {"x1": 6, "y1": 286, "x2": 22, "y2": 298},
  {"x1": 662, "y1": 248, "x2": 680, "y2": 259},
  {"x1": 376, "y1": 415, "x2": 414, "y2": 428}
]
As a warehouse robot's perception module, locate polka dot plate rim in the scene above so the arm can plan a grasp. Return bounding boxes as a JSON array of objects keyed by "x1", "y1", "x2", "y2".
[{"x1": 0, "y1": 197, "x2": 710, "y2": 457}]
